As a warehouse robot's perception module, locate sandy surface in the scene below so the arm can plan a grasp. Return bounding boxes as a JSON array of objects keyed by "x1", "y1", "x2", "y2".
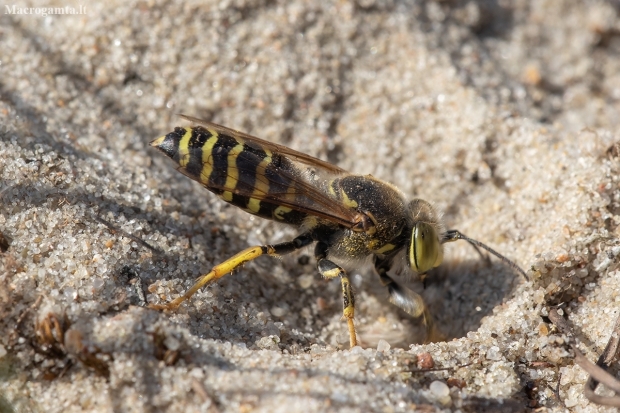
[{"x1": 1, "y1": 1, "x2": 620, "y2": 412}]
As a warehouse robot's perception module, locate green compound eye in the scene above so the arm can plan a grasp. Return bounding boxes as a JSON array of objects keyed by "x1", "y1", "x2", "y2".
[{"x1": 409, "y1": 222, "x2": 443, "y2": 274}]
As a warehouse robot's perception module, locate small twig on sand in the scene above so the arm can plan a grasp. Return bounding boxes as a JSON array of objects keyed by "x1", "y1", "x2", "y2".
[{"x1": 548, "y1": 308, "x2": 620, "y2": 407}]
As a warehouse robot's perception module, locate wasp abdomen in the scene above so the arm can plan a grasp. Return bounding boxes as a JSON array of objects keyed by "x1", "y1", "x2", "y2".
[{"x1": 151, "y1": 127, "x2": 306, "y2": 226}]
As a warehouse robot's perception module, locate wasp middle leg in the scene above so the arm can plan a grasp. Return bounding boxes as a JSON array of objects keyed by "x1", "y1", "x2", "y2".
[{"x1": 315, "y1": 242, "x2": 357, "y2": 348}]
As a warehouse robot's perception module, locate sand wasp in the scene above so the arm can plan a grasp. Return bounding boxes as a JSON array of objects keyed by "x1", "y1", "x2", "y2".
[{"x1": 149, "y1": 115, "x2": 526, "y2": 347}]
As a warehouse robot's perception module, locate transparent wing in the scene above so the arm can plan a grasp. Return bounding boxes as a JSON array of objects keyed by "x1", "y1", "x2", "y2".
[
  {"x1": 180, "y1": 115, "x2": 346, "y2": 173},
  {"x1": 177, "y1": 115, "x2": 364, "y2": 229}
]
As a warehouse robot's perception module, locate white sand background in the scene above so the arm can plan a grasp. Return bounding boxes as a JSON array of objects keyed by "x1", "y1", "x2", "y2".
[{"x1": 1, "y1": 0, "x2": 620, "y2": 412}]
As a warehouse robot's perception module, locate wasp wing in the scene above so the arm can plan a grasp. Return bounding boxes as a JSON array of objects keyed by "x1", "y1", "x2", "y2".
[
  {"x1": 180, "y1": 115, "x2": 346, "y2": 174},
  {"x1": 167, "y1": 116, "x2": 363, "y2": 229}
]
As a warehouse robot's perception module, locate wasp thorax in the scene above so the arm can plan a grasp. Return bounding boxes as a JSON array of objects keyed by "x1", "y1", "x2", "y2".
[{"x1": 407, "y1": 199, "x2": 444, "y2": 275}]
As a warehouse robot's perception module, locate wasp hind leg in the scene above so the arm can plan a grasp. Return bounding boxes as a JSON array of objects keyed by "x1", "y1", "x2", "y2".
[
  {"x1": 374, "y1": 256, "x2": 444, "y2": 343},
  {"x1": 149, "y1": 233, "x2": 314, "y2": 311},
  {"x1": 315, "y1": 242, "x2": 357, "y2": 348}
]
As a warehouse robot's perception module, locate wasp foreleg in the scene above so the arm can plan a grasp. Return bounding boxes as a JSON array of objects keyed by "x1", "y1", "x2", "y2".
[{"x1": 374, "y1": 256, "x2": 443, "y2": 343}]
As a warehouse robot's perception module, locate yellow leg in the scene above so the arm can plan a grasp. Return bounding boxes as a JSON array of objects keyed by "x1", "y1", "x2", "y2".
[
  {"x1": 341, "y1": 275, "x2": 357, "y2": 348},
  {"x1": 423, "y1": 312, "x2": 445, "y2": 343},
  {"x1": 315, "y1": 243, "x2": 357, "y2": 348},
  {"x1": 149, "y1": 234, "x2": 313, "y2": 311}
]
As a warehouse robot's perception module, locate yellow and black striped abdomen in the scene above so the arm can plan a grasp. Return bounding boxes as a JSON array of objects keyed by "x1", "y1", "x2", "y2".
[{"x1": 151, "y1": 126, "x2": 308, "y2": 226}]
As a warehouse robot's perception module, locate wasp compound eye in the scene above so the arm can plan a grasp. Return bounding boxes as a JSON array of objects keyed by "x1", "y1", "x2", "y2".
[{"x1": 410, "y1": 222, "x2": 443, "y2": 274}]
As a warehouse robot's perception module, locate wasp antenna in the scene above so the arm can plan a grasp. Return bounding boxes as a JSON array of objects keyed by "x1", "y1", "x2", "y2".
[{"x1": 443, "y1": 230, "x2": 528, "y2": 280}]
